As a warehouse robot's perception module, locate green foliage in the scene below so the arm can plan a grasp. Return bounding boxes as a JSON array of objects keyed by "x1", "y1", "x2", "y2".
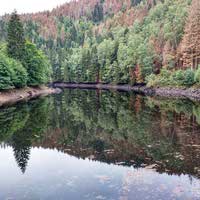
[
  {"x1": 0, "y1": 52, "x2": 28, "y2": 89},
  {"x1": 184, "y1": 70, "x2": 193, "y2": 86},
  {"x1": 0, "y1": 53, "x2": 14, "y2": 89},
  {"x1": 171, "y1": 69, "x2": 195, "y2": 86},
  {"x1": 0, "y1": 43, "x2": 7, "y2": 54},
  {"x1": 0, "y1": 40, "x2": 49, "y2": 90},
  {"x1": 0, "y1": 11, "x2": 52, "y2": 90},
  {"x1": 0, "y1": 40, "x2": 29, "y2": 89},
  {"x1": 0, "y1": 1, "x2": 193, "y2": 86},
  {"x1": 97, "y1": 39, "x2": 117, "y2": 82},
  {"x1": 0, "y1": 104, "x2": 29, "y2": 141},
  {"x1": 7, "y1": 11, "x2": 25, "y2": 62},
  {"x1": 147, "y1": 68, "x2": 195, "y2": 87},
  {"x1": 146, "y1": 69, "x2": 171, "y2": 87},
  {"x1": 23, "y1": 41, "x2": 51, "y2": 86},
  {"x1": 10, "y1": 59, "x2": 28, "y2": 88},
  {"x1": 51, "y1": 0, "x2": 188, "y2": 84}
]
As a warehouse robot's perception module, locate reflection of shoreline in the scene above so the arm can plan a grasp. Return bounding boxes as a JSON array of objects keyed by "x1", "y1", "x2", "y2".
[
  {"x1": 30, "y1": 125, "x2": 200, "y2": 179},
  {"x1": 2, "y1": 124, "x2": 200, "y2": 178},
  {"x1": 53, "y1": 82, "x2": 200, "y2": 102},
  {"x1": 1, "y1": 89, "x2": 200, "y2": 179}
]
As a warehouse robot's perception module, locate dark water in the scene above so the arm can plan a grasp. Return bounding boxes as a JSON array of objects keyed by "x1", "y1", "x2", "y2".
[{"x1": 0, "y1": 89, "x2": 200, "y2": 200}]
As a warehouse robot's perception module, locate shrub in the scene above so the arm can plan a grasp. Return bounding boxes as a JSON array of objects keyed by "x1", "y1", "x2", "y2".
[
  {"x1": 10, "y1": 59, "x2": 28, "y2": 88},
  {"x1": 1, "y1": 42, "x2": 28, "y2": 89},
  {"x1": 170, "y1": 70, "x2": 185, "y2": 86},
  {"x1": 147, "y1": 68, "x2": 195, "y2": 87},
  {"x1": 183, "y1": 69, "x2": 195, "y2": 86},
  {"x1": 146, "y1": 74, "x2": 157, "y2": 87},
  {"x1": 170, "y1": 69, "x2": 195, "y2": 86},
  {"x1": 0, "y1": 50, "x2": 28, "y2": 90},
  {"x1": 0, "y1": 53, "x2": 14, "y2": 90},
  {"x1": 23, "y1": 41, "x2": 51, "y2": 86},
  {"x1": 158, "y1": 69, "x2": 172, "y2": 86}
]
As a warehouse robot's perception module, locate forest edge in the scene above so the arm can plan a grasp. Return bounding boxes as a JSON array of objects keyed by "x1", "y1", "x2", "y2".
[{"x1": 2, "y1": 82, "x2": 200, "y2": 108}]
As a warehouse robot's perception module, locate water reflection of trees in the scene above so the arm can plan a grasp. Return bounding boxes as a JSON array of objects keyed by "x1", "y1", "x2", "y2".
[
  {"x1": 0, "y1": 90, "x2": 200, "y2": 177},
  {"x1": 0, "y1": 98, "x2": 51, "y2": 173},
  {"x1": 49, "y1": 90, "x2": 200, "y2": 177}
]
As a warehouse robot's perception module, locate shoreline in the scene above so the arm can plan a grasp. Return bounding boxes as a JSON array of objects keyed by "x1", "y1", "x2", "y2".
[
  {"x1": 53, "y1": 82, "x2": 200, "y2": 101},
  {"x1": 0, "y1": 86, "x2": 61, "y2": 107}
]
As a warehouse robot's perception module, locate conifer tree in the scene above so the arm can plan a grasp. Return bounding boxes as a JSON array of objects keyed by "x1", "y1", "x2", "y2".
[
  {"x1": 7, "y1": 10, "x2": 25, "y2": 62},
  {"x1": 92, "y1": 3, "x2": 104, "y2": 23}
]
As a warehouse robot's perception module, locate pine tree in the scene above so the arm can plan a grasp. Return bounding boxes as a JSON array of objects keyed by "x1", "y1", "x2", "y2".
[
  {"x1": 7, "y1": 10, "x2": 25, "y2": 62},
  {"x1": 11, "y1": 131, "x2": 31, "y2": 174},
  {"x1": 92, "y1": 3, "x2": 104, "y2": 23}
]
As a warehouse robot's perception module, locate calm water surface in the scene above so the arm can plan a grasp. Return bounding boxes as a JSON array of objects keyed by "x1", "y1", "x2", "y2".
[{"x1": 0, "y1": 89, "x2": 200, "y2": 200}]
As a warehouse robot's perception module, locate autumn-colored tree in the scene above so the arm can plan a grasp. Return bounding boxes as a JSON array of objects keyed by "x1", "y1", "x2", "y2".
[{"x1": 181, "y1": 0, "x2": 200, "y2": 69}]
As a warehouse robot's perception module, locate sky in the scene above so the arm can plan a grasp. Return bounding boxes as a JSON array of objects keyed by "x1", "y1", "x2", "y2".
[{"x1": 0, "y1": 0, "x2": 70, "y2": 15}]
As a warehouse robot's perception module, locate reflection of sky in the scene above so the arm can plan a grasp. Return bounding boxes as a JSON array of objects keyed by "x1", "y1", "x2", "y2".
[{"x1": 0, "y1": 147, "x2": 200, "y2": 200}]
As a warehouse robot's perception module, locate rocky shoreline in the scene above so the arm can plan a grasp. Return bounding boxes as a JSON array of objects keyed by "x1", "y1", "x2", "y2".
[
  {"x1": 0, "y1": 86, "x2": 61, "y2": 107},
  {"x1": 53, "y1": 82, "x2": 200, "y2": 101}
]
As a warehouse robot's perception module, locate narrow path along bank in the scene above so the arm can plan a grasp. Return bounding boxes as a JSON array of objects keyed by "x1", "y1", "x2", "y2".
[
  {"x1": 0, "y1": 86, "x2": 61, "y2": 107},
  {"x1": 53, "y1": 82, "x2": 200, "y2": 102}
]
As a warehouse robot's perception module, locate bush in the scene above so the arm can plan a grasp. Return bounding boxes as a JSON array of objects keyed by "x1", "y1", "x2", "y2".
[
  {"x1": 10, "y1": 59, "x2": 28, "y2": 88},
  {"x1": 0, "y1": 53, "x2": 14, "y2": 90},
  {"x1": 170, "y1": 70, "x2": 184, "y2": 86},
  {"x1": 23, "y1": 41, "x2": 51, "y2": 86},
  {"x1": 183, "y1": 69, "x2": 195, "y2": 86},
  {"x1": 0, "y1": 50, "x2": 28, "y2": 90},
  {"x1": 170, "y1": 69, "x2": 195, "y2": 86},
  {"x1": 147, "y1": 68, "x2": 195, "y2": 87},
  {"x1": 146, "y1": 69, "x2": 171, "y2": 87},
  {"x1": 146, "y1": 74, "x2": 157, "y2": 87}
]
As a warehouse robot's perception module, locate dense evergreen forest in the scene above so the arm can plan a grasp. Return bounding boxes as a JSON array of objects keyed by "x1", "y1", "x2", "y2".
[{"x1": 0, "y1": 0, "x2": 200, "y2": 88}]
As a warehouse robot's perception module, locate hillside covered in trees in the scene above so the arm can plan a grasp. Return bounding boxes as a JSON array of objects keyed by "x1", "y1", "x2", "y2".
[
  {"x1": 0, "y1": 0, "x2": 200, "y2": 87},
  {"x1": 0, "y1": 11, "x2": 50, "y2": 90}
]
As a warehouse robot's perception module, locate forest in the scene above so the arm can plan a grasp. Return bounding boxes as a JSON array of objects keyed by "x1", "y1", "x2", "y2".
[
  {"x1": 0, "y1": 0, "x2": 200, "y2": 88},
  {"x1": 1, "y1": 89, "x2": 200, "y2": 176},
  {"x1": 1, "y1": 1, "x2": 200, "y2": 198},
  {"x1": 0, "y1": 11, "x2": 50, "y2": 90}
]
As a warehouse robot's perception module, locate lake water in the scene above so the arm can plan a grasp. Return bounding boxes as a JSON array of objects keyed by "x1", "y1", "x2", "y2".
[{"x1": 0, "y1": 89, "x2": 200, "y2": 200}]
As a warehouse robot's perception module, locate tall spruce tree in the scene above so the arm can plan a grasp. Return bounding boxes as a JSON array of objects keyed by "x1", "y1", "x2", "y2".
[
  {"x1": 7, "y1": 10, "x2": 25, "y2": 62},
  {"x1": 92, "y1": 3, "x2": 104, "y2": 23}
]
